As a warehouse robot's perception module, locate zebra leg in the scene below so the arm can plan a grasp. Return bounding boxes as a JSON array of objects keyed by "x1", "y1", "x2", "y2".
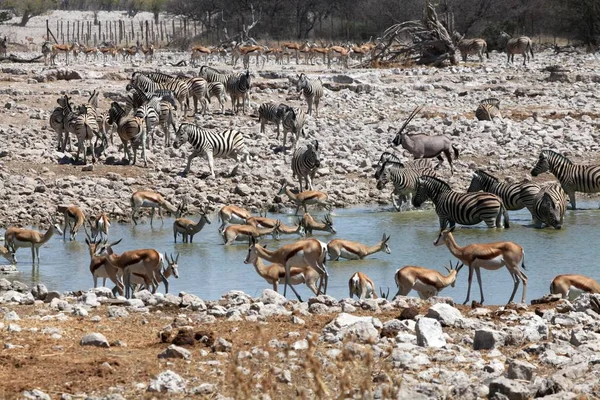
[
  {"x1": 314, "y1": 97, "x2": 320, "y2": 118},
  {"x1": 307, "y1": 97, "x2": 313, "y2": 116},
  {"x1": 567, "y1": 191, "x2": 576, "y2": 210},
  {"x1": 183, "y1": 153, "x2": 195, "y2": 175},
  {"x1": 141, "y1": 130, "x2": 148, "y2": 167},
  {"x1": 206, "y1": 151, "x2": 216, "y2": 179}
]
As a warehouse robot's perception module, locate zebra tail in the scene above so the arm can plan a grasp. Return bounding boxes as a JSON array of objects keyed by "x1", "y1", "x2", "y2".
[
  {"x1": 452, "y1": 145, "x2": 459, "y2": 159},
  {"x1": 485, "y1": 44, "x2": 489, "y2": 59},
  {"x1": 502, "y1": 203, "x2": 510, "y2": 229},
  {"x1": 529, "y1": 43, "x2": 534, "y2": 59}
]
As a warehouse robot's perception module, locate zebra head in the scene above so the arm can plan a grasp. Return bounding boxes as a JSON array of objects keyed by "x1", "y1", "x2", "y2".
[
  {"x1": 413, "y1": 175, "x2": 448, "y2": 208},
  {"x1": 296, "y1": 73, "x2": 307, "y2": 92},
  {"x1": 540, "y1": 192, "x2": 562, "y2": 229},
  {"x1": 306, "y1": 141, "x2": 321, "y2": 168},
  {"x1": 531, "y1": 152, "x2": 550, "y2": 176},
  {"x1": 376, "y1": 162, "x2": 392, "y2": 189},
  {"x1": 173, "y1": 124, "x2": 190, "y2": 149}
]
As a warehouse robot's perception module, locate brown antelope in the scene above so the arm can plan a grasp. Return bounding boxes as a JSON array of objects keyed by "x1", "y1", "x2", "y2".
[
  {"x1": 282, "y1": 41, "x2": 302, "y2": 64},
  {"x1": 328, "y1": 45, "x2": 351, "y2": 68},
  {"x1": 348, "y1": 272, "x2": 378, "y2": 300},
  {"x1": 245, "y1": 237, "x2": 329, "y2": 299},
  {"x1": 191, "y1": 45, "x2": 212, "y2": 66},
  {"x1": 394, "y1": 261, "x2": 464, "y2": 300},
  {"x1": 58, "y1": 204, "x2": 85, "y2": 241},
  {"x1": 99, "y1": 46, "x2": 117, "y2": 61},
  {"x1": 88, "y1": 212, "x2": 110, "y2": 240},
  {"x1": 328, "y1": 233, "x2": 390, "y2": 261},
  {"x1": 0, "y1": 244, "x2": 16, "y2": 264},
  {"x1": 247, "y1": 216, "x2": 305, "y2": 237},
  {"x1": 4, "y1": 218, "x2": 63, "y2": 264},
  {"x1": 309, "y1": 44, "x2": 329, "y2": 65},
  {"x1": 550, "y1": 274, "x2": 600, "y2": 299},
  {"x1": 218, "y1": 205, "x2": 253, "y2": 233},
  {"x1": 246, "y1": 245, "x2": 321, "y2": 301},
  {"x1": 131, "y1": 191, "x2": 179, "y2": 226},
  {"x1": 173, "y1": 210, "x2": 211, "y2": 243},
  {"x1": 85, "y1": 234, "x2": 121, "y2": 291},
  {"x1": 278, "y1": 183, "x2": 330, "y2": 215},
  {"x1": 265, "y1": 47, "x2": 283, "y2": 64},
  {"x1": 238, "y1": 45, "x2": 266, "y2": 69},
  {"x1": 434, "y1": 227, "x2": 527, "y2": 304},
  {"x1": 141, "y1": 44, "x2": 154, "y2": 62},
  {"x1": 300, "y1": 213, "x2": 336, "y2": 235},
  {"x1": 222, "y1": 221, "x2": 281, "y2": 246},
  {"x1": 51, "y1": 42, "x2": 76, "y2": 65},
  {"x1": 80, "y1": 45, "x2": 100, "y2": 62}
]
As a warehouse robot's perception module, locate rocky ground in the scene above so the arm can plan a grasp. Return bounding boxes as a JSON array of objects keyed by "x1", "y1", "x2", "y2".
[
  {"x1": 0, "y1": 40, "x2": 600, "y2": 227},
  {"x1": 0, "y1": 279, "x2": 599, "y2": 399}
]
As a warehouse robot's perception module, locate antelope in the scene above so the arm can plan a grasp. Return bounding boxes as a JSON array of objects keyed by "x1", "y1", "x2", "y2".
[
  {"x1": 80, "y1": 45, "x2": 100, "y2": 61},
  {"x1": 131, "y1": 190, "x2": 179, "y2": 226},
  {"x1": 278, "y1": 183, "x2": 330, "y2": 215},
  {"x1": 222, "y1": 221, "x2": 281, "y2": 246},
  {"x1": 88, "y1": 212, "x2": 110, "y2": 240},
  {"x1": 4, "y1": 218, "x2": 63, "y2": 264},
  {"x1": 348, "y1": 272, "x2": 378, "y2": 300},
  {"x1": 300, "y1": 213, "x2": 336, "y2": 235},
  {"x1": 309, "y1": 43, "x2": 329, "y2": 65},
  {"x1": 328, "y1": 233, "x2": 390, "y2": 261},
  {"x1": 191, "y1": 45, "x2": 212, "y2": 66},
  {"x1": 51, "y1": 42, "x2": 76, "y2": 65},
  {"x1": 394, "y1": 260, "x2": 464, "y2": 300},
  {"x1": 246, "y1": 245, "x2": 321, "y2": 301},
  {"x1": 245, "y1": 237, "x2": 329, "y2": 299},
  {"x1": 434, "y1": 227, "x2": 527, "y2": 305},
  {"x1": 125, "y1": 253, "x2": 179, "y2": 295},
  {"x1": 550, "y1": 274, "x2": 600, "y2": 299},
  {"x1": 328, "y1": 45, "x2": 351, "y2": 68},
  {"x1": 173, "y1": 209, "x2": 211, "y2": 243},
  {"x1": 0, "y1": 244, "x2": 16, "y2": 264},
  {"x1": 281, "y1": 41, "x2": 302, "y2": 64},
  {"x1": 246, "y1": 214, "x2": 305, "y2": 237},
  {"x1": 141, "y1": 44, "x2": 154, "y2": 62},
  {"x1": 392, "y1": 106, "x2": 460, "y2": 175},
  {"x1": 218, "y1": 205, "x2": 253, "y2": 233},
  {"x1": 85, "y1": 234, "x2": 121, "y2": 291},
  {"x1": 58, "y1": 204, "x2": 85, "y2": 241}
]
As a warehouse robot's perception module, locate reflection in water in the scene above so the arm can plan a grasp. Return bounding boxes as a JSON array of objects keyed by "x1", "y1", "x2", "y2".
[{"x1": 3, "y1": 202, "x2": 600, "y2": 305}]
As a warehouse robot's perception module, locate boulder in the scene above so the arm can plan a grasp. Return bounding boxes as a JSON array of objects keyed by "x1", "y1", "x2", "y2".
[
  {"x1": 426, "y1": 303, "x2": 463, "y2": 326},
  {"x1": 474, "y1": 329, "x2": 506, "y2": 350},
  {"x1": 322, "y1": 313, "x2": 382, "y2": 343},
  {"x1": 147, "y1": 370, "x2": 187, "y2": 393},
  {"x1": 507, "y1": 359, "x2": 536, "y2": 381},
  {"x1": 158, "y1": 344, "x2": 192, "y2": 360},
  {"x1": 80, "y1": 333, "x2": 110, "y2": 348},
  {"x1": 415, "y1": 317, "x2": 446, "y2": 348},
  {"x1": 489, "y1": 377, "x2": 532, "y2": 400}
]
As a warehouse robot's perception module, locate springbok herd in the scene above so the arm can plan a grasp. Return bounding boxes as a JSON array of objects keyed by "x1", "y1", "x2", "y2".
[{"x1": 1, "y1": 29, "x2": 599, "y2": 305}]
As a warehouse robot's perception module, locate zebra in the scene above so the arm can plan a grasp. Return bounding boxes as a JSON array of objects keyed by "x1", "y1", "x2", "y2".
[
  {"x1": 205, "y1": 82, "x2": 226, "y2": 114},
  {"x1": 97, "y1": 110, "x2": 114, "y2": 146},
  {"x1": 258, "y1": 102, "x2": 287, "y2": 136},
  {"x1": 57, "y1": 95, "x2": 84, "y2": 157},
  {"x1": 373, "y1": 151, "x2": 434, "y2": 180},
  {"x1": 108, "y1": 102, "x2": 147, "y2": 167},
  {"x1": 41, "y1": 41, "x2": 53, "y2": 65},
  {"x1": 296, "y1": 73, "x2": 323, "y2": 117},
  {"x1": 178, "y1": 75, "x2": 207, "y2": 115},
  {"x1": 226, "y1": 70, "x2": 251, "y2": 114},
  {"x1": 134, "y1": 102, "x2": 160, "y2": 149},
  {"x1": 66, "y1": 98, "x2": 99, "y2": 165},
  {"x1": 172, "y1": 123, "x2": 249, "y2": 178},
  {"x1": 467, "y1": 169, "x2": 540, "y2": 211},
  {"x1": 291, "y1": 139, "x2": 321, "y2": 191},
  {"x1": 413, "y1": 175, "x2": 509, "y2": 230},
  {"x1": 499, "y1": 31, "x2": 534, "y2": 66},
  {"x1": 127, "y1": 83, "x2": 178, "y2": 146},
  {"x1": 376, "y1": 160, "x2": 436, "y2": 211},
  {"x1": 281, "y1": 106, "x2": 307, "y2": 150},
  {"x1": 50, "y1": 97, "x2": 70, "y2": 152},
  {"x1": 531, "y1": 149, "x2": 600, "y2": 210},
  {"x1": 475, "y1": 98, "x2": 501, "y2": 121},
  {"x1": 453, "y1": 33, "x2": 489, "y2": 62},
  {"x1": 198, "y1": 65, "x2": 230, "y2": 84},
  {"x1": 526, "y1": 183, "x2": 568, "y2": 229},
  {"x1": 130, "y1": 72, "x2": 190, "y2": 116}
]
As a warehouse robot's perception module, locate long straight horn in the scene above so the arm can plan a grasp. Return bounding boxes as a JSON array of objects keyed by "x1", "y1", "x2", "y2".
[
  {"x1": 397, "y1": 105, "x2": 423, "y2": 135},
  {"x1": 175, "y1": 253, "x2": 180, "y2": 263}
]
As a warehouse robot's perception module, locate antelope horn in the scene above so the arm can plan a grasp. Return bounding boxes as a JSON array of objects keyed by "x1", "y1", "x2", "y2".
[
  {"x1": 175, "y1": 253, "x2": 180, "y2": 263},
  {"x1": 397, "y1": 105, "x2": 423, "y2": 135}
]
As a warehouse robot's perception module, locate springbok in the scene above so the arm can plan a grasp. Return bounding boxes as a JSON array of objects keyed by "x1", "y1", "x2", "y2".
[
  {"x1": 4, "y1": 218, "x2": 63, "y2": 264},
  {"x1": 51, "y1": 42, "x2": 76, "y2": 65},
  {"x1": 300, "y1": 213, "x2": 336, "y2": 235},
  {"x1": 173, "y1": 209, "x2": 211, "y2": 243},
  {"x1": 278, "y1": 183, "x2": 330, "y2": 215},
  {"x1": 246, "y1": 214, "x2": 305, "y2": 237},
  {"x1": 218, "y1": 205, "x2": 253, "y2": 233},
  {"x1": 89, "y1": 212, "x2": 110, "y2": 240},
  {"x1": 246, "y1": 245, "x2": 321, "y2": 301},
  {"x1": 222, "y1": 221, "x2": 281, "y2": 246},
  {"x1": 434, "y1": 227, "x2": 527, "y2": 304},
  {"x1": 58, "y1": 204, "x2": 85, "y2": 241},
  {"x1": 550, "y1": 274, "x2": 600, "y2": 299},
  {"x1": 328, "y1": 233, "x2": 390, "y2": 261},
  {"x1": 348, "y1": 272, "x2": 378, "y2": 300},
  {"x1": 392, "y1": 106, "x2": 460, "y2": 174},
  {"x1": 394, "y1": 260, "x2": 463, "y2": 299},
  {"x1": 85, "y1": 234, "x2": 121, "y2": 291},
  {"x1": 131, "y1": 190, "x2": 180, "y2": 226},
  {"x1": 245, "y1": 237, "x2": 328, "y2": 299},
  {"x1": 0, "y1": 244, "x2": 16, "y2": 264}
]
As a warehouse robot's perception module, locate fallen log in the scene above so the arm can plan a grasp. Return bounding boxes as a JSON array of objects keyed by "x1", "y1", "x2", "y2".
[{"x1": 0, "y1": 54, "x2": 44, "y2": 63}]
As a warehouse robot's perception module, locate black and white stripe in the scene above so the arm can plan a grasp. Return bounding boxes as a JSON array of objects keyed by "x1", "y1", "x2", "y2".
[
  {"x1": 373, "y1": 151, "x2": 434, "y2": 180},
  {"x1": 226, "y1": 70, "x2": 251, "y2": 114},
  {"x1": 258, "y1": 102, "x2": 287, "y2": 136},
  {"x1": 205, "y1": 82, "x2": 226, "y2": 114},
  {"x1": 457, "y1": 38, "x2": 489, "y2": 62},
  {"x1": 134, "y1": 102, "x2": 160, "y2": 149},
  {"x1": 291, "y1": 139, "x2": 321, "y2": 191},
  {"x1": 296, "y1": 73, "x2": 324, "y2": 116},
  {"x1": 531, "y1": 149, "x2": 600, "y2": 209},
  {"x1": 500, "y1": 32, "x2": 534, "y2": 65},
  {"x1": 198, "y1": 65, "x2": 234, "y2": 86},
  {"x1": 108, "y1": 102, "x2": 147, "y2": 166},
  {"x1": 281, "y1": 106, "x2": 307, "y2": 149},
  {"x1": 526, "y1": 183, "x2": 567, "y2": 229},
  {"x1": 172, "y1": 123, "x2": 248, "y2": 178},
  {"x1": 467, "y1": 169, "x2": 540, "y2": 211},
  {"x1": 475, "y1": 98, "x2": 501, "y2": 121},
  {"x1": 413, "y1": 175, "x2": 509, "y2": 229},
  {"x1": 376, "y1": 160, "x2": 436, "y2": 211},
  {"x1": 130, "y1": 73, "x2": 190, "y2": 115}
]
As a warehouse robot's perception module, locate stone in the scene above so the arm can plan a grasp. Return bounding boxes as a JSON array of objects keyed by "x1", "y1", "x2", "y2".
[
  {"x1": 426, "y1": 303, "x2": 463, "y2": 326},
  {"x1": 133, "y1": 290, "x2": 156, "y2": 305},
  {"x1": 31, "y1": 283, "x2": 48, "y2": 301},
  {"x1": 259, "y1": 289, "x2": 288, "y2": 305},
  {"x1": 158, "y1": 344, "x2": 191, "y2": 360},
  {"x1": 192, "y1": 383, "x2": 217, "y2": 395},
  {"x1": 44, "y1": 291, "x2": 62, "y2": 303},
  {"x1": 292, "y1": 339, "x2": 309, "y2": 350},
  {"x1": 489, "y1": 377, "x2": 532, "y2": 400},
  {"x1": 22, "y1": 389, "x2": 51, "y2": 400},
  {"x1": 415, "y1": 317, "x2": 446, "y2": 348},
  {"x1": 507, "y1": 359, "x2": 536, "y2": 381},
  {"x1": 80, "y1": 333, "x2": 110, "y2": 348},
  {"x1": 213, "y1": 337, "x2": 232, "y2": 352},
  {"x1": 80, "y1": 292, "x2": 99, "y2": 307},
  {"x1": 322, "y1": 313, "x2": 382, "y2": 343},
  {"x1": 10, "y1": 280, "x2": 29, "y2": 292},
  {"x1": 147, "y1": 370, "x2": 187, "y2": 393},
  {"x1": 108, "y1": 306, "x2": 129, "y2": 318},
  {"x1": 180, "y1": 292, "x2": 206, "y2": 311},
  {"x1": 399, "y1": 307, "x2": 419, "y2": 320},
  {"x1": 124, "y1": 298, "x2": 145, "y2": 308},
  {"x1": 3, "y1": 311, "x2": 20, "y2": 321},
  {"x1": 474, "y1": 329, "x2": 505, "y2": 350}
]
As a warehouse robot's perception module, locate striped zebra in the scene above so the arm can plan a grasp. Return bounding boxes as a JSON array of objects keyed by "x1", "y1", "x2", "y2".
[
  {"x1": 258, "y1": 102, "x2": 287, "y2": 136},
  {"x1": 134, "y1": 102, "x2": 160, "y2": 149},
  {"x1": 413, "y1": 175, "x2": 509, "y2": 230},
  {"x1": 296, "y1": 73, "x2": 323, "y2": 117},
  {"x1": 374, "y1": 151, "x2": 434, "y2": 180},
  {"x1": 227, "y1": 70, "x2": 251, "y2": 114},
  {"x1": 499, "y1": 31, "x2": 534, "y2": 66},
  {"x1": 130, "y1": 72, "x2": 190, "y2": 115},
  {"x1": 525, "y1": 183, "x2": 567, "y2": 229},
  {"x1": 68, "y1": 102, "x2": 99, "y2": 164},
  {"x1": 198, "y1": 65, "x2": 232, "y2": 85},
  {"x1": 454, "y1": 33, "x2": 489, "y2": 62},
  {"x1": 376, "y1": 160, "x2": 436, "y2": 211},
  {"x1": 531, "y1": 149, "x2": 600, "y2": 210},
  {"x1": 475, "y1": 98, "x2": 501, "y2": 121},
  {"x1": 127, "y1": 83, "x2": 178, "y2": 146},
  {"x1": 108, "y1": 102, "x2": 147, "y2": 167},
  {"x1": 291, "y1": 139, "x2": 321, "y2": 191},
  {"x1": 56, "y1": 95, "x2": 80, "y2": 153},
  {"x1": 467, "y1": 169, "x2": 540, "y2": 211},
  {"x1": 205, "y1": 82, "x2": 226, "y2": 114},
  {"x1": 97, "y1": 110, "x2": 114, "y2": 146},
  {"x1": 281, "y1": 106, "x2": 307, "y2": 150},
  {"x1": 50, "y1": 100, "x2": 70, "y2": 151},
  {"x1": 173, "y1": 123, "x2": 249, "y2": 178}
]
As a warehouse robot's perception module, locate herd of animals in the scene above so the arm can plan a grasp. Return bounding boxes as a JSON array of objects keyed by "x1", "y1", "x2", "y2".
[{"x1": 1, "y1": 29, "x2": 599, "y2": 306}]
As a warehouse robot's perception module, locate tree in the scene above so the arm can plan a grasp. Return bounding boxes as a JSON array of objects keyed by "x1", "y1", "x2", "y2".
[{"x1": 5, "y1": 0, "x2": 57, "y2": 27}]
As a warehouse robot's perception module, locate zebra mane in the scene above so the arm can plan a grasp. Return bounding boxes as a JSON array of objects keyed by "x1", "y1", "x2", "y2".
[
  {"x1": 479, "y1": 98, "x2": 500, "y2": 108},
  {"x1": 542, "y1": 149, "x2": 572, "y2": 165},
  {"x1": 474, "y1": 169, "x2": 499, "y2": 182},
  {"x1": 378, "y1": 151, "x2": 402, "y2": 163},
  {"x1": 381, "y1": 160, "x2": 404, "y2": 169},
  {"x1": 420, "y1": 175, "x2": 451, "y2": 190},
  {"x1": 200, "y1": 65, "x2": 225, "y2": 75}
]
